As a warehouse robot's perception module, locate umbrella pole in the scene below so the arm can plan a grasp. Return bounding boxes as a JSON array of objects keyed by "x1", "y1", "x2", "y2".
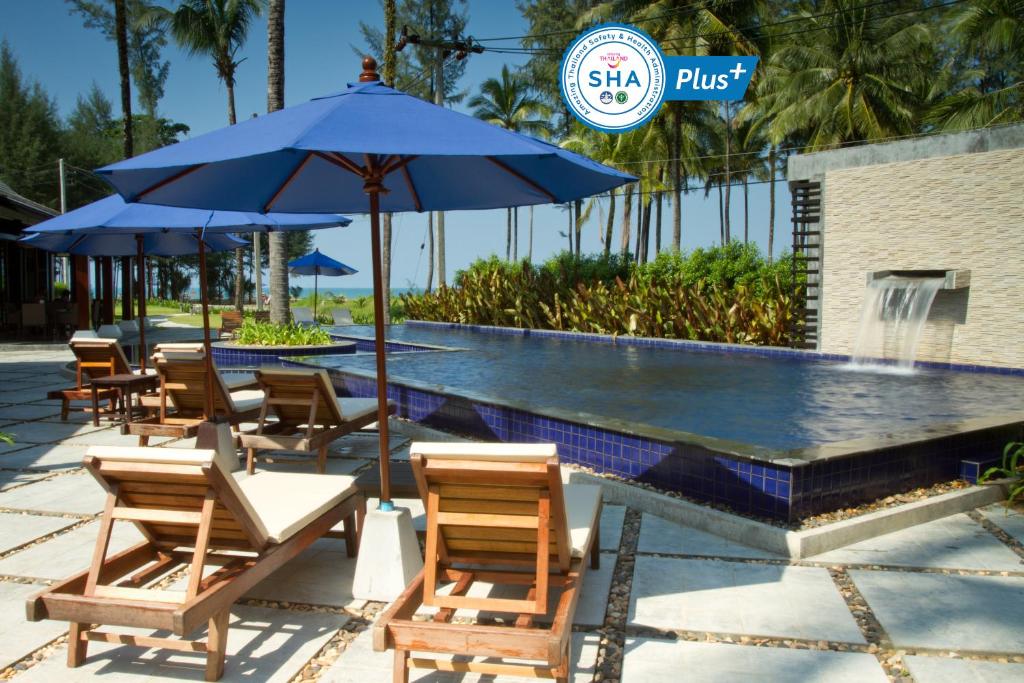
[
  {"x1": 197, "y1": 234, "x2": 215, "y2": 419},
  {"x1": 314, "y1": 269, "x2": 318, "y2": 321},
  {"x1": 368, "y1": 189, "x2": 392, "y2": 508},
  {"x1": 135, "y1": 236, "x2": 147, "y2": 371}
]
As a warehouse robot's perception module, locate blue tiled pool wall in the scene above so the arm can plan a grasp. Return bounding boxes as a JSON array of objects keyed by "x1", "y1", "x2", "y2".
[
  {"x1": 788, "y1": 423, "x2": 1023, "y2": 518},
  {"x1": 405, "y1": 320, "x2": 1024, "y2": 376},
  {"x1": 328, "y1": 335, "x2": 430, "y2": 354},
  {"x1": 212, "y1": 342, "x2": 355, "y2": 368},
  {"x1": 325, "y1": 366, "x2": 1023, "y2": 521}
]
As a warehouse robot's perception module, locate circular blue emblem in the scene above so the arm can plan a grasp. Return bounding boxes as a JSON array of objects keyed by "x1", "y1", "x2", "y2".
[{"x1": 559, "y1": 23, "x2": 667, "y2": 133}]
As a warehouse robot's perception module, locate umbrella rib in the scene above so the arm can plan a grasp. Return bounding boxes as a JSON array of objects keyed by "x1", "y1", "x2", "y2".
[
  {"x1": 137, "y1": 164, "x2": 208, "y2": 200},
  {"x1": 486, "y1": 157, "x2": 557, "y2": 203},
  {"x1": 264, "y1": 152, "x2": 315, "y2": 213},
  {"x1": 401, "y1": 165, "x2": 423, "y2": 212},
  {"x1": 314, "y1": 151, "x2": 365, "y2": 178},
  {"x1": 382, "y1": 155, "x2": 418, "y2": 176}
]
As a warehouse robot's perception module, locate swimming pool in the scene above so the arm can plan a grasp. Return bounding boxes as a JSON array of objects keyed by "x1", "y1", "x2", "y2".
[{"x1": 299, "y1": 322, "x2": 1024, "y2": 520}]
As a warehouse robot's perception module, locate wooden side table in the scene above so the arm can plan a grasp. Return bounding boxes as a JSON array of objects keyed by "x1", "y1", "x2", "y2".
[{"x1": 89, "y1": 373, "x2": 160, "y2": 427}]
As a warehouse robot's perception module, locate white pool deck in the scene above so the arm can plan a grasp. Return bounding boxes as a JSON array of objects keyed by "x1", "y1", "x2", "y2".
[{"x1": 0, "y1": 347, "x2": 1021, "y2": 682}]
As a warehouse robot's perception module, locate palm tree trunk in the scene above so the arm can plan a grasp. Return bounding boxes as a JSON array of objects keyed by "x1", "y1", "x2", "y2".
[
  {"x1": 381, "y1": 0, "x2": 396, "y2": 323},
  {"x1": 513, "y1": 207, "x2": 518, "y2": 261},
  {"x1": 621, "y1": 185, "x2": 633, "y2": 256},
  {"x1": 433, "y1": 49, "x2": 445, "y2": 288},
  {"x1": 225, "y1": 78, "x2": 245, "y2": 311},
  {"x1": 718, "y1": 181, "x2": 724, "y2": 246},
  {"x1": 723, "y1": 102, "x2": 732, "y2": 244},
  {"x1": 506, "y1": 208, "x2": 511, "y2": 260},
  {"x1": 641, "y1": 198, "x2": 652, "y2": 263},
  {"x1": 114, "y1": 0, "x2": 133, "y2": 158},
  {"x1": 768, "y1": 145, "x2": 776, "y2": 262},
  {"x1": 671, "y1": 103, "x2": 680, "y2": 250},
  {"x1": 266, "y1": 0, "x2": 289, "y2": 324},
  {"x1": 567, "y1": 203, "x2": 573, "y2": 253},
  {"x1": 528, "y1": 205, "x2": 533, "y2": 262},
  {"x1": 426, "y1": 212, "x2": 434, "y2": 293},
  {"x1": 605, "y1": 191, "x2": 615, "y2": 257},
  {"x1": 655, "y1": 191, "x2": 663, "y2": 255},
  {"x1": 574, "y1": 198, "x2": 582, "y2": 257},
  {"x1": 743, "y1": 176, "x2": 749, "y2": 244}
]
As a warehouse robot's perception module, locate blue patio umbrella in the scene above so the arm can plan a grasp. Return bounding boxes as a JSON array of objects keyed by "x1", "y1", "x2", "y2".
[
  {"x1": 95, "y1": 57, "x2": 635, "y2": 504},
  {"x1": 288, "y1": 249, "x2": 357, "y2": 320},
  {"x1": 23, "y1": 194, "x2": 350, "y2": 409}
]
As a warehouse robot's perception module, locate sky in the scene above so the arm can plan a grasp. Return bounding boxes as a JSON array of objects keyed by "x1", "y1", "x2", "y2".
[{"x1": 1, "y1": 1, "x2": 792, "y2": 292}]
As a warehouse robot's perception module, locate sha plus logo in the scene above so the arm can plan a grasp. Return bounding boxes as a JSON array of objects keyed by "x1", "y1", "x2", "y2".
[{"x1": 560, "y1": 24, "x2": 666, "y2": 133}]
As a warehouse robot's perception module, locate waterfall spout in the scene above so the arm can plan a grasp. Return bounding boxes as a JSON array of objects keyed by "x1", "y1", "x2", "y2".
[{"x1": 851, "y1": 275, "x2": 944, "y2": 371}]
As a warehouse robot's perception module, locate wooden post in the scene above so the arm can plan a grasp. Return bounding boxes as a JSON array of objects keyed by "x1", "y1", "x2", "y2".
[
  {"x1": 197, "y1": 233, "x2": 215, "y2": 419},
  {"x1": 368, "y1": 186, "x2": 392, "y2": 506},
  {"x1": 120, "y1": 257, "x2": 132, "y2": 320},
  {"x1": 74, "y1": 255, "x2": 91, "y2": 331},
  {"x1": 101, "y1": 257, "x2": 115, "y2": 324},
  {"x1": 135, "y1": 236, "x2": 147, "y2": 370}
]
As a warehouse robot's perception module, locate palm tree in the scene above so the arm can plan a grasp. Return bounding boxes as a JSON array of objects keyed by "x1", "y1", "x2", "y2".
[
  {"x1": 266, "y1": 0, "x2": 288, "y2": 324},
  {"x1": 561, "y1": 126, "x2": 627, "y2": 257},
  {"x1": 469, "y1": 65, "x2": 550, "y2": 262},
  {"x1": 761, "y1": 0, "x2": 933, "y2": 149},
  {"x1": 113, "y1": 0, "x2": 133, "y2": 159},
  {"x1": 160, "y1": 0, "x2": 262, "y2": 311}
]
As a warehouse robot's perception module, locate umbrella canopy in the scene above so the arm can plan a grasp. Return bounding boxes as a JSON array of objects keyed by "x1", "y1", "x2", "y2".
[
  {"x1": 95, "y1": 57, "x2": 636, "y2": 507},
  {"x1": 288, "y1": 248, "x2": 357, "y2": 276},
  {"x1": 24, "y1": 194, "x2": 351, "y2": 235},
  {"x1": 20, "y1": 230, "x2": 247, "y2": 256}
]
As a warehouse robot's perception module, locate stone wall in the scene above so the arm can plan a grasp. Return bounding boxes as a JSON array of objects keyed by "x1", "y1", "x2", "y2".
[{"x1": 819, "y1": 147, "x2": 1024, "y2": 368}]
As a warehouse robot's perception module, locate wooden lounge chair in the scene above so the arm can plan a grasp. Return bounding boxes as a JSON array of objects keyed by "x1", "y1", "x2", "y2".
[
  {"x1": 375, "y1": 442, "x2": 603, "y2": 683},
  {"x1": 292, "y1": 306, "x2": 315, "y2": 326},
  {"x1": 26, "y1": 432, "x2": 364, "y2": 681},
  {"x1": 331, "y1": 307, "x2": 354, "y2": 325},
  {"x1": 239, "y1": 368, "x2": 393, "y2": 474},
  {"x1": 218, "y1": 310, "x2": 244, "y2": 338},
  {"x1": 126, "y1": 344, "x2": 262, "y2": 445},
  {"x1": 49, "y1": 338, "x2": 155, "y2": 421}
]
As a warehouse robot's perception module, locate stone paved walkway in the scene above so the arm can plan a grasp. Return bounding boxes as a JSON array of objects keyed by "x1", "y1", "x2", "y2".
[{"x1": 0, "y1": 349, "x2": 1021, "y2": 682}]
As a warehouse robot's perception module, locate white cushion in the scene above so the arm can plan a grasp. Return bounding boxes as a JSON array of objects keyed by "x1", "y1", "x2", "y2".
[
  {"x1": 337, "y1": 397, "x2": 383, "y2": 421},
  {"x1": 96, "y1": 325, "x2": 123, "y2": 339},
  {"x1": 563, "y1": 484, "x2": 602, "y2": 558},
  {"x1": 238, "y1": 473, "x2": 358, "y2": 543},
  {"x1": 118, "y1": 320, "x2": 139, "y2": 333},
  {"x1": 410, "y1": 442, "x2": 557, "y2": 463},
  {"x1": 223, "y1": 372, "x2": 256, "y2": 390},
  {"x1": 155, "y1": 343, "x2": 204, "y2": 351},
  {"x1": 230, "y1": 389, "x2": 265, "y2": 413},
  {"x1": 71, "y1": 330, "x2": 98, "y2": 340}
]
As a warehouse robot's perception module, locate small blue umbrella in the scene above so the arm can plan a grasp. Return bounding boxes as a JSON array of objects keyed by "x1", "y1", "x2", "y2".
[
  {"x1": 96, "y1": 57, "x2": 635, "y2": 505},
  {"x1": 23, "y1": 194, "x2": 351, "y2": 397},
  {"x1": 288, "y1": 249, "x2": 357, "y2": 320}
]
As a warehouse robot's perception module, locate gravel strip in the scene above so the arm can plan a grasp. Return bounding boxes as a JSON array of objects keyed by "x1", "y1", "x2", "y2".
[
  {"x1": 593, "y1": 507, "x2": 640, "y2": 683},
  {"x1": 967, "y1": 508, "x2": 1024, "y2": 559}
]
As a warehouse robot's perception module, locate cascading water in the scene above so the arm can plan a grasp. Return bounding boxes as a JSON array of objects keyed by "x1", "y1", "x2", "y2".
[{"x1": 851, "y1": 275, "x2": 944, "y2": 371}]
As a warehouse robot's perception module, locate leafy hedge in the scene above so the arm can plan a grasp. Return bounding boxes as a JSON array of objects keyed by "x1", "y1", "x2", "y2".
[
  {"x1": 401, "y1": 245, "x2": 802, "y2": 346},
  {"x1": 234, "y1": 320, "x2": 333, "y2": 346}
]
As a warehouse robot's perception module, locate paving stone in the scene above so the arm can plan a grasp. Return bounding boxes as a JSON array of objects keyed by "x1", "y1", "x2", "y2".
[
  {"x1": 0, "y1": 443, "x2": 88, "y2": 471},
  {"x1": 0, "y1": 511, "x2": 77, "y2": 553},
  {"x1": 60, "y1": 427, "x2": 169, "y2": 447},
  {"x1": 622, "y1": 639, "x2": 888, "y2": 683},
  {"x1": 0, "y1": 520, "x2": 143, "y2": 580},
  {"x1": 600, "y1": 504, "x2": 625, "y2": 551},
  {"x1": 0, "y1": 471, "x2": 106, "y2": 515},
  {"x1": 17, "y1": 604, "x2": 345, "y2": 683},
  {"x1": 0, "y1": 404, "x2": 61, "y2": 422},
  {"x1": 0, "y1": 386, "x2": 67, "y2": 404},
  {"x1": 321, "y1": 629, "x2": 598, "y2": 683},
  {"x1": 0, "y1": 421, "x2": 107, "y2": 448},
  {"x1": 637, "y1": 513, "x2": 783, "y2": 559},
  {"x1": 851, "y1": 570, "x2": 1024, "y2": 652},
  {"x1": 245, "y1": 538, "x2": 367, "y2": 609},
  {"x1": 630, "y1": 557, "x2": 864, "y2": 643},
  {"x1": 0, "y1": 582, "x2": 68, "y2": 669},
  {"x1": 812, "y1": 514, "x2": 1024, "y2": 571},
  {"x1": 328, "y1": 433, "x2": 409, "y2": 458},
  {"x1": 903, "y1": 655, "x2": 1024, "y2": 682},
  {"x1": 978, "y1": 503, "x2": 1024, "y2": 545},
  {"x1": 0, "y1": 471, "x2": 48, "y2": 491}
]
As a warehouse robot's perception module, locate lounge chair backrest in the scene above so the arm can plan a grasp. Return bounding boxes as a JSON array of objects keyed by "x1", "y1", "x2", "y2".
[
  {"x1": 83, "y1": 445, "x2": 270, "y2": 551},
  {"x1": 152, "y1": 343, "x2": 236, "y2": 417},
  {"x1": 254, "y1": 368, "x2": 345, "y2": 426},
  {"x1": 292, "y1": 307, "x2": 314, "y2": 324},
  {"x1": 332, "y1": 308, "x2": 354, "y2": 325},
  {"x1": 70, "y1": 338, "x2": 133, "y2": 387},
  {"x1": 220, "y1": 310, "x2": 243, "y2": 335},
  {"x1": 409, "y1": 442, "x2": 572, "y2": 615}
]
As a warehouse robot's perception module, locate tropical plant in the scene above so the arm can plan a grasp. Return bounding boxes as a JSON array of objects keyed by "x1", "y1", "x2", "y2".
[
  {"x1": 0, "y1": 432, "x2": 12, "y2": 446},
  {"x1": 152, "y1": 0, "x2": 262, "y2": 312},
  {"x1": 470, "y1": 64, "x2": 551, "y2": 261},
  {"x1": 979, "y1": 441, "x2": 1024, "y2": 506},
  {"x1": 234, "y1": 320, "x2": 332, "y2": 346}
]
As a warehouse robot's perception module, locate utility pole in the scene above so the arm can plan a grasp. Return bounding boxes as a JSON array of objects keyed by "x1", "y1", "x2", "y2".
[{"x1": 58, "y1": 158, "x2": 67, "y2": 287}]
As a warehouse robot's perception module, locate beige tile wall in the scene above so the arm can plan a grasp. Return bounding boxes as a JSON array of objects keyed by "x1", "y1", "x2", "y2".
[{"x1": 820, "y1": 148, "x2": 1024, "y2": 368}]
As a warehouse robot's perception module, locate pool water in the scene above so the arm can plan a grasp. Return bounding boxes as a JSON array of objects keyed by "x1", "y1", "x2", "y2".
[{"x1": 313, "y1": 325, "x2": 1024, "y2": 451}]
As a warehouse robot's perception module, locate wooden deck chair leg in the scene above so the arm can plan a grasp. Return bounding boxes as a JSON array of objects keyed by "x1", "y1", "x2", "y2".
[
  {"x1": 554, "y1": 635, "x2": 572, "y2": 683},
  {"x1": 205, "y1": 608, "x2": 230, "y2": 682},
  {"x1": 343, "y1": 509, "x2": 358, "y2": 558},
  {"x1": 316, "y1": 445, "x2": 327, "y2": 474},
  {"x1": 61, "y1": 396, "x2": 70, "y2": 422},
  {"x1": 90, "y1": 390, "x2": 100, "y2": 426},
  {"x1": 138, "y1": 435, "x2": 149, "y2": 447},
  {"x1": 67, "y1": 622, "x2": 89, "y2": 667},
  {"x1": 591, "y1": 512, "x2": 601, "y2": 570},
  {"x1": 393, "y1": 648, "x2": 409, "y2": 683},
  {"x1": 246, "y1": 448, "x2": 256, "y2": 475}
]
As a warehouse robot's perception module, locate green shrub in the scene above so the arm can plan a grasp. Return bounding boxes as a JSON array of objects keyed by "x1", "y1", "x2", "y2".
[
  {"x1": 980, "y1": 441, "x2": 1024, "y2": 507},
  {"x1": 234, "y1": 320, "x2": 332, "y2": 346}
]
